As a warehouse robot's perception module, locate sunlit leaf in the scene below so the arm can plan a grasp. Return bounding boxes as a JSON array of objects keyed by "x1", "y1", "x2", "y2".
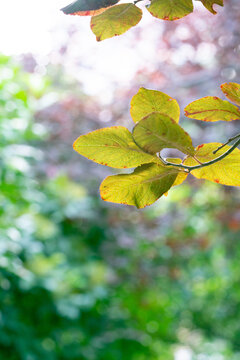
[
  {"x1": 221, "y1": 82, "x2": 240, "y2": 106},
  {"x1": 73, "y1": 126, "x2": 158, "y2": 169},
  {"x1": 100, "y1": 163, "x2": 179, "y2": 208},
  {"x1": 133, "y1": 112, "x2": 195, "y2": 156},
  {"x1": 147, "y1": 0, "x2": 193, "y2": 20},
  {"x1": 184, "y1": 96, "x2": 240, "y2": 122},
  {"x1": 184, "y1": 143, "x2": 240, "y2": 186},
  {"x1": 61, "y1": 0, "x2": 119, "y2": 16},
  {"x1": 90, "y1": 4, "x2": 142, "y2": 41},
  {"x1": 130, "y1": 87, "x2": 180, "y2": 124},
  {"x1": 199, "y1": 0, "x2": 223, "y2": 14}
]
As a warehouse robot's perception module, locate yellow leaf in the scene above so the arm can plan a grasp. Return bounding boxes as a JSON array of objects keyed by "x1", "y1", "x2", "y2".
[
  {"x1": 130, "y1": 87, "x2": 180, "y2": 123},
  {"x1": 221, "y1": 82, "x2": 240, "y2": 106},
  {"x1": 100, "y1": 163, "x2": 179, "y2": 208},
  {"x1": 90, "y1": 4, "x2": 142, "y2": 41},
  {"x1": 133, "y1": 112, "x2": 195, "y2": 156},
  {"x1": 184, "y1": 143, "x2": 240, "y2": 186},
  {"x1": 147, "y1": 0, "x2": 193, "y2": 20},
  {"x1": 73, "y1": 126, "x2": 158, "y2": 169},
  {"x1": 184, "y1": 96, "x2": 240, "y2": 122}
]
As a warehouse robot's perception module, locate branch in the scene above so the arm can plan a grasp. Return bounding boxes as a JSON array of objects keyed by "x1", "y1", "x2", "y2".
[
  {"x1": 161, "y1": 137, "x2": 240, "y2": 172},
  {"x1": 213, "y1": 133, "x2": 240, "y2": 154}
]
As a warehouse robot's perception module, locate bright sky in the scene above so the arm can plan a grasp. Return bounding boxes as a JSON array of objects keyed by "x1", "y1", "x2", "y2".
[
  {"x1": 0, "y1": 0, "x2": 209, "y2": 102},
  {"x1": 0, "y1": 0, "x2": 155, "y2": 100}
]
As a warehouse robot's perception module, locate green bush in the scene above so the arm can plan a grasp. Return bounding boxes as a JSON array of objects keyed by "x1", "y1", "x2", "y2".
[{"x1": 0, "y1": 55, "x2": 240, "y2": 360}]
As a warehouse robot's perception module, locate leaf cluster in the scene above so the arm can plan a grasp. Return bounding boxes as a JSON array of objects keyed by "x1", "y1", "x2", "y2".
[
  {"x1": 74, "y1": 83, "x2": 240, "y2": 208},
  {"x1": 61, "y1": 0, "x2": 224, "y2": 41}
]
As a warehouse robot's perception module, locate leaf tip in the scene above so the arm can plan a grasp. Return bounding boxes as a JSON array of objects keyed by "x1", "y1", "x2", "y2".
[{"x1": 72, "y1": 139, "x2": 78, "y2": 151}]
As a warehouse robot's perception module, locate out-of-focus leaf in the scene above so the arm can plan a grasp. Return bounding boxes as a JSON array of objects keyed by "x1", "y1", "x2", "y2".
[
  {"x1": 61, "y1": 0, "x2": 119, "y2": 16},
  {"x1": 130, "y1": 87, "x2": 180, "y2": 124},
  {"x1": 73, "y1": 126, "x2": 158, "y2": 169},
  {"x1": 221, "y1": 82, "x2": 240, "y2": 106},
  {"x1": 147, "y1": 0, "x2": 193, "y2": 20},
  {"x1": 90, "y1": 4, "x2": 142, "y2": 41},
  {"x1": 100, "y1": 163, "x2": 179, "y2": 208},
  {"x1": 184, "y1": 143, "x2": 240, "y2": 186},
  {"x1": 133, "y1": 112, "x2": 195, "y2": 156},
  {"x1": 184, "y1": 96, "x2": 240, "y2": 122},
  {"x1": 199, "y1": 0, "x2": 223, "y2": 14}
]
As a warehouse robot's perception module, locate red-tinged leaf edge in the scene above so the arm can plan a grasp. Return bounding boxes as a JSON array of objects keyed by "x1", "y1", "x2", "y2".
[
  {"x1": 62, "y1": 9, "x2": 107, "y2": 16},
  {"x1": 184, "y1": 96, "x2": 240, "y2": 122},
  {"x1": 220, "y1": 82, "x2": 240, "y2": 106},
  {"x1": 61, "y1": 0, "x2": 119, "y2": 16}
]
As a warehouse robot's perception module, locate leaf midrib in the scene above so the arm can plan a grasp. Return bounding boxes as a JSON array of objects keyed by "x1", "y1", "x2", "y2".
[
  {"x1": 76, "y1": 141, "x2": 156, "y2": 157},
  {"x1": 186, "y1": 108, "x2": 240, "y2": 117},
  {"x1": 137, "y1": 125, "x2": 193, "y2": 154}
]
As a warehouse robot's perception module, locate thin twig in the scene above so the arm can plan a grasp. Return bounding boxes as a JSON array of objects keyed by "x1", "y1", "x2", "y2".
[
  {"x1": 213, "y1": 133, "x2": 240, "y2": 154},
  {"x1": 160, "y1": 137, "x2": 240, "y2": 172},
  {"x1": 193, "y1": 155, "x2": 203, "y2": 165}
]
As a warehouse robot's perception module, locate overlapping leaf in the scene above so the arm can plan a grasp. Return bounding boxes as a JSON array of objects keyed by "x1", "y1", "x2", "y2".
[
  {"x1": 221, "y1": 82, "x2": 240, "y2": 106},
  {"x1": 147, "y1": 0, "x2": 193, "y2": 20},
  {"x1": 73, "y1": 126, "x2": 158, "y2": 169},
  {"x1": 199, "y1": 0, "x2": 223, "y2": 14},
  {"x1": 184, "y1": 96, "x2": 240, "y2": 122},
  {"x1": 100, "y1": 163, "x2": 179, "y2": 208},
  {"x1": 72, "y1": 83, "x2": 240, "y2": 208},
  {"x1": 133, "y1": 112, "x2": 195, "y2": 156},
  {"x1": 61, "y1": 0, "x2": 119, "y2": 16},
  {"x1": 130, "y1": 87, "x2": 180, "y2": 124},
  {"x1": 184, "y1": 143, "x2": 240, "y2": 186},
  {"x1": 166, "y1": 158, "x2": 188, "y2": 187},
  {"x1": 90, "y1": 4, "x2": 142, "y2": 41},
  {"x1": 62, "y1": 0, "x2": 224, "y2": 39}
]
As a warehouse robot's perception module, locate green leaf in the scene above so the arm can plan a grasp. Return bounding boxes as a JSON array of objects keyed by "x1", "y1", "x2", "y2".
[
  {"x1": 100, "y1": 163, "x2": 179, "y2": 208},
  {"x1": 130, "y1": 87, "x2": 180, "y2": 124},
  {"x1": 73, "y1": 126, "x2": 158, "y2": 169},
  {"x1": 183, "y1": 143, "x2": 240, "y2": 186},
  {"x1": 90, "y1": 4, "x2": 142, "y2": 41},
  {"x1": 199, "y1": 0, "x2": 223, "y2": 14},
  {"x1": 184, "y1": 96, "x2": 240, "y2": 122},
  {"x1": 133, "y1": 112, "x2": 195, "y2": 156},
  {"x1": 61, "y1": 0, "x2": 119, "y2": 16},
  {"x1": 147, "y1": 0, "x2": 193, "y2": 21},
  {"x1": 221, "y1": 82, "x2": 240, "y2": 106}
]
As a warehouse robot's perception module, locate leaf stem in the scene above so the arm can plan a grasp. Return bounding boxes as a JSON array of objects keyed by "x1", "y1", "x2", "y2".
[
  {"x1": 160, "y1": 137, "x2": 240, "y2": 172},
  {"x1": 213, "y1": 133, "x2": 240, "y2": 154}
]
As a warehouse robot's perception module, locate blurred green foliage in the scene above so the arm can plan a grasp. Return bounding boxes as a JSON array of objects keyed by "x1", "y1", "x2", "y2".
[{"x1": 0, "y1": 55, "x2": 240, "y2": 360}]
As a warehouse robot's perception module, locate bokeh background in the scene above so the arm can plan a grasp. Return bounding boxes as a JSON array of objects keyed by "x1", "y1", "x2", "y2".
[{"x1": 0, "y1": 0, "x2": 240, "y2": 359}]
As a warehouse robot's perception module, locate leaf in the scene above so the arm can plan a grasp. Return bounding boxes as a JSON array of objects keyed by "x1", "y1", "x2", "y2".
[
  {"x1": 90, "y1": 4, "x2": 142, "y2": 41},
  {"x1": 199, "y1": 0, "x2": 223, "y2": 14},
  {"x1": 147, "y1": 0, "x2": 193, "y2": 21},
  {"x1": 73, "y1": 126, "x2": 158, "y2": 169},
  {"x1": 221, "y1": 82, "x2": 240, "y2": 106},
  {"x1": 100, "y1": 163, "x2": 179, "y2": 208},
  {"x1": 183, "y1": 143, "x2": 240, "y2": 186},
  {"x1": 133, "y1": 112, "x2": 195, "y2": 156},
  {"x1": 130, "y1": 87, "x2": 180, "y2": 124},
  {"x1": 166, "y1": 158, "x2": 188, "y2": 187},
  {"x1": 184, "y1": 96, "x2": 240, "y2": 122},
  {"x1": 61, "y1": 0, "x2": 119, "y2": 16}
]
